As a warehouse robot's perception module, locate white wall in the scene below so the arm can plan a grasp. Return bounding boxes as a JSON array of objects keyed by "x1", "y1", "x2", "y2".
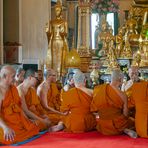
[
  {"x1": 0, "y1": 0, "x2": 3, "y2": 64},
  {"x1": 21, "y1": 0, "x2": 50, "y2": 63}
]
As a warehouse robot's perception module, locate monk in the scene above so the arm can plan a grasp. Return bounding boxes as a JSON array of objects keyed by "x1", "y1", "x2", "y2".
[
  {"x1": 36, "y1": 70, "x2": 43, "y2": 87},
  {"x1": 91, "y1": 69, "x2": 137, "y2": 138},
  {"x1": 37, "y1": 69, "x2": 66, "y2": 125},
  {"x1": 17, "y1": 69, "x2": 51, "y2": 131},
  {"x1": 131, "y1": 81, "x2": 148, "y2": 138},
  {"x1": 63, "y1": 72, "x2": 75, "y2": 92},
  {"x1": 14, "y1": 67, "x2": 25, "y2": 86},
  {"x1": 121, "y1": 66, "x2": 140, "y2": 116},
  {"x1": 59, "y1": 71, "x2": 96, "y2": 133},
  {"x1": 0, "y1": 65, "x2": 39, "y2": 145}
]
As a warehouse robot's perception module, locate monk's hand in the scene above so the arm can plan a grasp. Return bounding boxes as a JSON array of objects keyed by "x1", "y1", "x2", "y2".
[
  {"x1": 61, "y1": 111, "x2": 69, "y2": 116},
  {"x1": 42, "y1": 118, "x2": 51, "y2": 127},
  {"x1": 29, "y1": 119, "x2": 38, "y2": 126},
  {"x1": 3, "y1": 126, "x2": 15, "y2": 142}
]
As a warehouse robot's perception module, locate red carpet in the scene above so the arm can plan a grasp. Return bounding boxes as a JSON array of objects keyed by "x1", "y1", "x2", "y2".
[{"x1": 1, "y1": 131, "x2": 148, "y2": 148}]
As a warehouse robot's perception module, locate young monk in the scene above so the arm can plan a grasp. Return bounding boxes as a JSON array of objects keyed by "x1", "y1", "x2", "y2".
[
  {"x1": 17, "y1": 69, "x2": 51, "y2": 131},
  {"x1": 37, "y1": 69, "x2": 66, "y2": 125},
  {"x1": 121, "y1": 66, "x2": 140, "y2": 110},
  {"x1": 91, "y1": 69, "x2": 137, "y2": 138},
  {"x1": 0, "y1": 65, "x2": 39, "y2": 145},
  {"x1": 14, "y1": 67, "x2": 25, "y2": 86}
]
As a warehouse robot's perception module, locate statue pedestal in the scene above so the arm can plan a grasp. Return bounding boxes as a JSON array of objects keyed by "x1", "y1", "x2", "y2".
[{"x1": 78, "y1": 46, "x2": 91, "y2": 72}]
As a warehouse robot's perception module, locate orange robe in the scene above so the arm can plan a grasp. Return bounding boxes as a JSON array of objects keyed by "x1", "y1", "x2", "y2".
[
  {"x1": 91, "y1": 84, "x2": 131, "y2": 135},
  {"x1": 46, "y1": 83, "x2": 61, "y2": 125},
  {"x1": 123, "y1": 86, "x2": 135, "y2": 118},
  {"x1": 25, "y1": 87, "x2": 48, "y2": 130},
  {"x1": 60, "y1": 88, "x2": 96, "y2": 133},
  {"x1": 0, "y1": 85, "x2": 39, "y2": 145},
  {"x1": 131, "y1": 81, "x2": 148, "y2": 138}
]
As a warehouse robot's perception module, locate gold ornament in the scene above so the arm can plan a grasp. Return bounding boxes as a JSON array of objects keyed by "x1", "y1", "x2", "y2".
[{"x1": 65, "y1": 49, "x2": 81, "y2": 69}]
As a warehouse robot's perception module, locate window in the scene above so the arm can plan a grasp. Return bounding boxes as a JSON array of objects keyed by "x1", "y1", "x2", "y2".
[{"x1": 91, "y1": 13, "x2": 115, "y2": 49}]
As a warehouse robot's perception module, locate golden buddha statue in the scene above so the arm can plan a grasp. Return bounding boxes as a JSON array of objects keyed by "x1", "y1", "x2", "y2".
[
  {"x1": 108, "y1": 39, "x2": 119, "y2": 69},
  {"x1": 120, "y1": 40, "x2": 133, "y2": 58},
  {"x1": 125, "y1": 9, "x2": 139, "y2": 46},
  {"x1": 116, "y1": 27, "x2": 125, "y2": 58},
  {"x1": 98, "y1": 20, "x2": 109, "y2": 57},
  {"x1": 46, "y1": 0, "x2": 69, "y2": 79}
]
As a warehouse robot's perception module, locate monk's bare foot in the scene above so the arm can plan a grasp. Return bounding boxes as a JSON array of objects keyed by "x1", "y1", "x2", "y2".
[
  {"x1": 124, "y1": 128, "x2": 138, "y2": 138},
  {"x1": 48, "y1": 122, "x2": 64, "y2": 132}
]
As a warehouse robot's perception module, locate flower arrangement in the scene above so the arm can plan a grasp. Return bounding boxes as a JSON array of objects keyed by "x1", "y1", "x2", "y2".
[{"x1": 91, "y1": 0, "x2": 119, "y2": 14}]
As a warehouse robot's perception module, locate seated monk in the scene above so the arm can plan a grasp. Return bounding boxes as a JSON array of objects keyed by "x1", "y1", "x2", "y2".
[
  {"x1": 121, "y1": 66, "x2": 140, "y2": 117},
  {"x1": 131, "y1": 81, "x2": 148, "y2": 138},
  {"x1": 14, "y1": 67, "x2": 25, "y2": 87},
  {"x1": 37, "y1": 69, "x2": 66, "y2": 125},
  {"x1": 17, "y1": 69, "x2": 51, "y2": 131},
  {"x1": 36, "y1": 69, "x2": 43, "y2": 88},
  {"x1": 0, "y1": 65, "x2": 39, "y2": 145},
  {"x1": 91, "y1": 69, "x2": 137, "y2": 138},
  {"x1": 58, "y1": 71, "x2": 96, "y2": 133}
]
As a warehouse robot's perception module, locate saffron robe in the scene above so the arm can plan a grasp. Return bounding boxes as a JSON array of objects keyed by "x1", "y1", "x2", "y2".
[
  {"x1": 61, "y1": 88, "x2": 96, "y2": 133},
  {"x1": 132, "y1": 81, "x2": 148, "y2": 138},
  {"x1": 121, "y1": 80, "x2": 135, "y2": 108},
  {"x1": 91, "y1": 84, "x2": 131, "y2": 135},
  {"x1": 46, "y1": 83, "x2": 61, "y2": 125},
  {"x1": 25, "y1": 87, "x2": 48, "y2": 130},
  {"x1": 0, "y1": 85, "x2": 39, "y2": 145}
]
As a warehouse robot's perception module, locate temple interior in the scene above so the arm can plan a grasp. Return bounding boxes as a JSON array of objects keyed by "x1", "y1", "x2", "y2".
[
  {"x1": 0, "y1": 0, "x2": 147, "y2": 82},
  {"x1": 0, "y1": 0, "x2": 148, "y2": 145}
]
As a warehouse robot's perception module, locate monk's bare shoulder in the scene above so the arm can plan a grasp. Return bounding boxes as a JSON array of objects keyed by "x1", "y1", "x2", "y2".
[
  {"x1": 85, "y1": 88, "x2": 93, "y2": 97},
  {"x1": 37, "y1": 81, "x2": 48, "y2": 94}
]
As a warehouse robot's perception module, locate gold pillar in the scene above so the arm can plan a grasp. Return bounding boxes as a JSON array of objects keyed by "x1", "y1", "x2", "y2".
[{"x1": 77, "y1": 0, "x2": 92, "y2": 72}]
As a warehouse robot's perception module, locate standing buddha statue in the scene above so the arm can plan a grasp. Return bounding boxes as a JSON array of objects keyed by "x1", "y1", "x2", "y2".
[{"x1": 46, "y1": 0, "x2": 69, "y2": 79}]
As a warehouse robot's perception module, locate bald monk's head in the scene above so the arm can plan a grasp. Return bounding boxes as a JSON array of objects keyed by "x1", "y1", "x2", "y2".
[
  {"x1": 24, "y1": 69, "x2": 38, "y2": 87},
  {"x1": 128, "y1": 66, "x2": 139, "y2": 82},
  {"x1": 73, "y1": 71, "x2": 85, "y2": 87},
  {"x1": 111, "y1": 69, "x2": 124, "y2": 86},
  {"x1": 15, "y1": 67, "x2": 25, "y2": 83},
  {"x1": 0, "y1": 65, "x2": 16, "y2": 85},
  {"x1": 44, "y1": 69, "x2": 56, "y2": 83}
]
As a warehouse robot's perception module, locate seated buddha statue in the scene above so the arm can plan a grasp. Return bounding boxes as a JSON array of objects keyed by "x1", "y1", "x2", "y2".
[{"x1": 125, "y1": 9, "x2": 139, "y2": 46}]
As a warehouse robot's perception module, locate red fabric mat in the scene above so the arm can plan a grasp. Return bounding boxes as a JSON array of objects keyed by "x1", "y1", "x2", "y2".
[{"x1": 1, "y1": 131, "x2": 148, "y2": 148}]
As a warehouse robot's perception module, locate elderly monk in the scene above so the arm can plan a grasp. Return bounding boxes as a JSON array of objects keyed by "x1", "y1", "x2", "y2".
[
  {"x1": 59, "y1": 71, "x2": 96, "y2": 133},
  {"x1": 131, "y1": 81, "x2": 148, "y2": 138},
  {"x1": 17, "y1": 69, "x2": 51, "y2": 131},
  {"x1": 91, "y1": 69, "x2": 137, "y2": 138},
  {"x1": 0, "y1": 65, "x2": 39, "y2": 145},
  {"x1": 37, "y1": 69, "x2": 66, "y2": 125},
  {"x1": 121, "y1": 66, "x2": 140, "y2": 116},
  {"x1": 14, "y1": 67, "x2": 25, "y2": 87}
]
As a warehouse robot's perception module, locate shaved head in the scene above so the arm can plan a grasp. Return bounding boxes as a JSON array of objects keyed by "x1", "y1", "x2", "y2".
[
  {"x1": 73, "y1": 71, "x2": 85, "y2": 86},
  {"x1": 44, "y1": 69, "x2": 56, "y2": 79},
  {"x1": 128, "y1": 66, "x2": 139, "y2": 82},
  {"x1": 0, "y1": 65, "x2": 15, "y2": 78},
  {"x1": 111, "y1": 69, "x2": 124, "y2": 82},
  {"x1": 128, "y1": 66, "x2": 139, "y2": 74}
]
